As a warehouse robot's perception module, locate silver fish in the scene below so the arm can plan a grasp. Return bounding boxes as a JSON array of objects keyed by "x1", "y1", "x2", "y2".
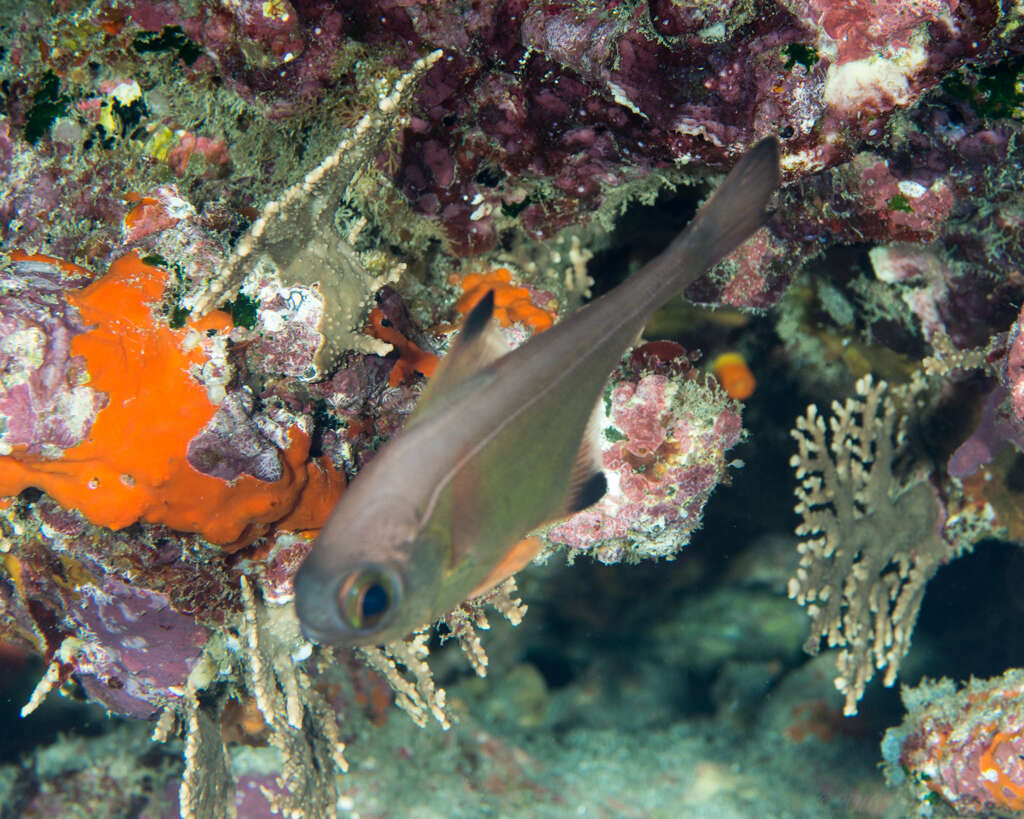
[{"x1": 295, "y1": 138, "x2": 780, "y2": 646}]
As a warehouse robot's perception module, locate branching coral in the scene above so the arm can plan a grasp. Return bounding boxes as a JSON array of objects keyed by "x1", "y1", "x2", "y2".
[
  {"x1": 788, "y1": 375, "x2": 966, "y2": 715},
  {"x1": 359, "y1": 578, "x2": 528, "y2": 728},
  {"x1": 154, "y1": 576, "x2": 348, "y2": 819},
  {"x1": 442, "y1": 577, "x2": 528, "y2": 678},
  {"x1": 187, "y1": 50, "x2": 443, "y2": 374}
]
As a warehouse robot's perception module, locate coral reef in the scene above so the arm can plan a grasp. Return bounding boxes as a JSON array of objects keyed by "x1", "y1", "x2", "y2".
[
  {"x1": 3, "y1": 0, "x2": 1024, "y2": 816},
  {"x1": 186, "y1": 50, "x2": 442, "y2": 374},
  {"x1": 545, "y1": 347, "x2": 742, "y2": 564},
  {"x1": 159, "y1": 576, "x2": 349, "y2": 819},
  {"x1": 1, "y1": 493, "x2": 237, "y2": 719},
  {"x1": 0, "y1": 252, "x2": 342, "y2": 547}
]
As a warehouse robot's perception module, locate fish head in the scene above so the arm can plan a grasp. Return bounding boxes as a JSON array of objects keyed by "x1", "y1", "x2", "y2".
[{"x1": 293, "y1": 493, "x2": 446, "y2": 647}]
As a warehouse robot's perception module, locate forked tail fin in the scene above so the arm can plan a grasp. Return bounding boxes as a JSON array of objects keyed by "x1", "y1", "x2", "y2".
[{"x1": 635, "y1": 137, "x2": 780, "y2": 303}]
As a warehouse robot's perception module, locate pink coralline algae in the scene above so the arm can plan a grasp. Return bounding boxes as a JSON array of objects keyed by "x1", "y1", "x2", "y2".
[
  {"x1": 883, "y1": 670, "x2": 1024, "y2": 814},
  {"x1": 790, "y1": 0, "x2": 956, "y2": 65},
  {"x1": 239, "y1": 276, "x2": 326, "y2": 380},
  {"x1": 1006, "y1": 306, "x2": 1024, "y2": 424},
  {"x1": 545, "y1": 354, "x2": 742, "y2": 564},
  {"x1": 687, "y1": 226, "x2": 799, "y2": 310},
  {"x1": 848, "y1": 155, "x2": 955, "y2": 242},
  {"x1": 164, "y1": 130, "x2": 232, "y2": 178}
]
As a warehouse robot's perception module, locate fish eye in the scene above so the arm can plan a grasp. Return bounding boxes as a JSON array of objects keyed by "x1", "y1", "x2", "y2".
[{"x1": 337, "y1": 566, "x2": 401, "y2": 633}]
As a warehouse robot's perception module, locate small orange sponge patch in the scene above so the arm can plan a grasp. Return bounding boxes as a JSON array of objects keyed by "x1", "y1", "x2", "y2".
[
  {"x1": 366, "y1": 307, "x2": 440, "y2": 387},
  {"x1": 455, "y1": 267, "x2": 556, "y2": 333},
  {"x1": 365, "y1": 268, "x2": 559, "y2": 387},
  {"x1": 0, "y1": 253, "x2": 343, "y2": 548}
]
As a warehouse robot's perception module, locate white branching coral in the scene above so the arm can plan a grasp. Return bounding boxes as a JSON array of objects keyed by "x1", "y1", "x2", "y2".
[
  {"x1": 360, "y1": 630, "x2": 451, "y2": 730},
  {"x1": 238, "y1": 577, "x2": 349, "y2": 818},
  {"x1": 153, "y1": 576, "x2": 348, "y2": 819},
  {"x1": 788, "y1": 375, "x2": 964, "y2": 715},
  {"x1": 359, "y1": 578, "x2": 528, "y2": 728},
  {"x1": 442, "y1": 577, "x2": 528, "y2": 677},
  {"x1": 187, "y1": 50, "x2": 443, "y2": 373}
]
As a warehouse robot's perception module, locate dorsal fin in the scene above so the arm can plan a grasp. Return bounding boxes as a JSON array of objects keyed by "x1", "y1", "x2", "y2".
[
  {"x1": 405, "y1": 290, "x2": 509, "y2": 429},
  {"x1": 461, "y1": 288, "x2": 495, "y2": 339}
]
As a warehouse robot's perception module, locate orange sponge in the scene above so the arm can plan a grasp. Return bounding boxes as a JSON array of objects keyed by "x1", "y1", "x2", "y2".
[
  {"x1": 455, "y1": 267, "x2": 556, "y2": 333},
  {"x1": 365, "y1": 269, "x2": 558, "y2": 387},
  {"x1": 366, "y1": 307, "x2": 440, "y2": 387},
  {"x1": 0, "y1": 253, "x2": 343, "y2": 548}
]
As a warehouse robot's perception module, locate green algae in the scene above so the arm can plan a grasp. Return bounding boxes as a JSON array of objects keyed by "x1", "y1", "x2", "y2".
[{"x1": 24, "y1": 71, "x2": 68, "y2": 145}]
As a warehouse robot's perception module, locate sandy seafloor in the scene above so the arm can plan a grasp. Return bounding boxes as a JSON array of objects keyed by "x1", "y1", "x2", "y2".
[{"x1": 3, "y1": 371, "x2": 1021, "y2": 819}]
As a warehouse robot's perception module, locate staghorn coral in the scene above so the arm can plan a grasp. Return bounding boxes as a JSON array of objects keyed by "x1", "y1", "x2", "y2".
[
  {"x1": 152, "y1": 575, "x2": 349, "y2": 819},
  {"x1": 359, "y1": 578, "x2": 528, "y2": 728},
  {"x1": 359, "y1": 631, "x2": 451, "y2": 731},
  {"x1": 788, "y1": 375, "x2": 968, "y2": 715},
  {"x1": 442, "y1": 577, "x2": 528, "y2": 678}
]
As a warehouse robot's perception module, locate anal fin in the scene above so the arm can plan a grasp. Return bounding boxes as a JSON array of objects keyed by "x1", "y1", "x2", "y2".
[{"x1": 467, "y1": 536, "x2": 543, "y2": 599}]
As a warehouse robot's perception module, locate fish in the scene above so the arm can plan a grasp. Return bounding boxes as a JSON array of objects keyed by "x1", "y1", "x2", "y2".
[{"x1": 294, "y1": 137, "x2": 780, "y2": 647}]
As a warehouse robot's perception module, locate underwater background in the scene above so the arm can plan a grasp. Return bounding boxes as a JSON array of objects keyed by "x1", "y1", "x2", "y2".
[{"x1": 2, "y1": 1, "x2": 1024, "y2": 816}]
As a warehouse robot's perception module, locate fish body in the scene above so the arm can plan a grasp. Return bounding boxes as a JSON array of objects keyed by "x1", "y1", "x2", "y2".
[{"x1": 295, "y1": 138, "x2": 780, "y2": 646}]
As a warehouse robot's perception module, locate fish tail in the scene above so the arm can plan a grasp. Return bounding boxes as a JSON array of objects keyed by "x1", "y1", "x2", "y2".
[{"x1": 638, "y1": 137, "x2": 780, "y2": 302}]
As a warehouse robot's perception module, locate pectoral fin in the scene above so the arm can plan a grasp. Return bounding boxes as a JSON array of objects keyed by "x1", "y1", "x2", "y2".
[
  {"x1": 448, "y1": 393, "x2": 608, "y2": 573},
  {"x1": 565, "y1": 471, "x2": 607, "y2": 514}
]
